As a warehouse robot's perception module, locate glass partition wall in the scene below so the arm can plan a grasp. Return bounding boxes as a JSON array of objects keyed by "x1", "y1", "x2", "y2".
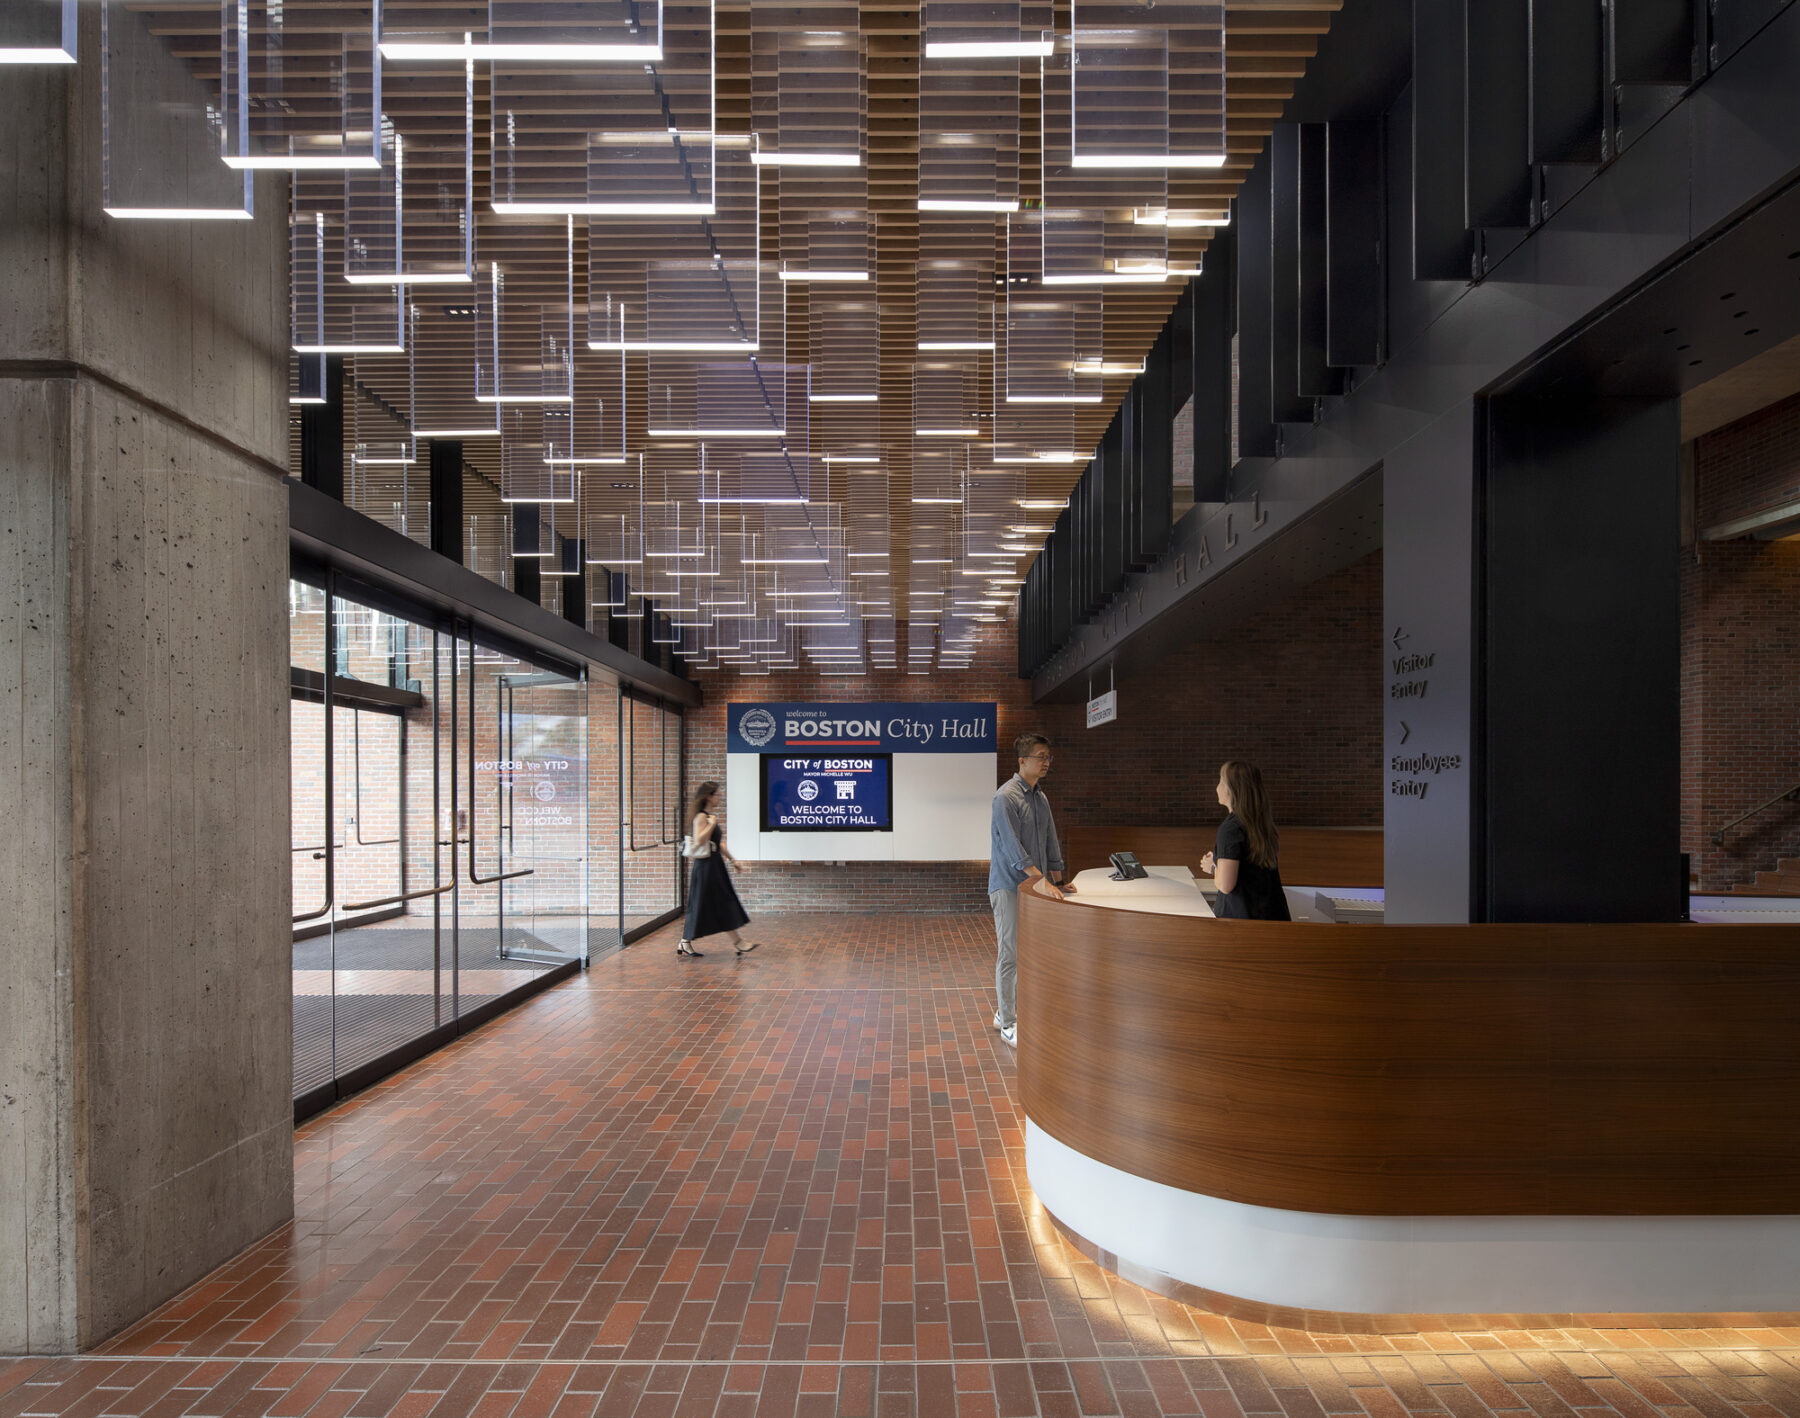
[{"x1": 293, "y1": 568, "x2": 673, "y2": 1115}]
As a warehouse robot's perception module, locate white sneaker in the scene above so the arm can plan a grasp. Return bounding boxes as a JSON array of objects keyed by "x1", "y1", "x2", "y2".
[
  {"x1": 1000, "y1": 1023, "x2": 1017, "y2": 1047},
  {"x1": 992, "y1": 1011, "x2": 1004, "y2": 1030}
]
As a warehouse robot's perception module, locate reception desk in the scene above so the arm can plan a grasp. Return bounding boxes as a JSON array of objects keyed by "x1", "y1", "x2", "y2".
[{"x1": 1017, "y1": 877, "x2": 1800, "y2": 1322}]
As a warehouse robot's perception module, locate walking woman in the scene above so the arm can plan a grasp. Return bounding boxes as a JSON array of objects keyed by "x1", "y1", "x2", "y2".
[
  {"x1": 677, "y1": 781, "x2": 761, "y2": 957},
  {"x1": 1199, "y1": 760, "x2": 1292, "y2": 921}
]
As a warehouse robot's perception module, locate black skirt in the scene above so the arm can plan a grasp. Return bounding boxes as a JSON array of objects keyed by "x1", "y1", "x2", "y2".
[{"x1": 684, "y1": 830, "x2": 750, "y2": 940}]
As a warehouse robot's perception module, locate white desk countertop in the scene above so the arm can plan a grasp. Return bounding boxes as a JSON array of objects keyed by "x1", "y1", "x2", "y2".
[{"x1": 1065, "y1": 865, "x2": 1215, "y2": 918}]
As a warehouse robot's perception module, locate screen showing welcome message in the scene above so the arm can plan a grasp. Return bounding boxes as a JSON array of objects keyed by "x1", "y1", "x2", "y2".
[{"x1": 761, "y1": 756, "x2": 893, "y2": 831}]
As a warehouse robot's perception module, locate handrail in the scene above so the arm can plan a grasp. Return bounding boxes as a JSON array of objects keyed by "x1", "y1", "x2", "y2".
[
  {"x1": 1711, "y1": 781, "x2": 1800, "y2": 846},
  {"x1": 341, "y1": 881, "x2": 456, "y2": 913}
]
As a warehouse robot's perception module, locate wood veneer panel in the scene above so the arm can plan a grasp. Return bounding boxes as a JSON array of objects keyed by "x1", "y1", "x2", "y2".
[
  {"x1": 1061, "y1": 824, "x2": 1383, "y2": 886},
  {"x1": 1017, "y1": 882, "x2": 1800, "y2": 1215}
]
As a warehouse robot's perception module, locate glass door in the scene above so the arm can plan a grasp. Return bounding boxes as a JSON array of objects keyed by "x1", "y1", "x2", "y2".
[
  {"x1": 290, "y1": 571, "x2": 591, "y2": 1115},
  {"x1": 454, "y1": 636, "x2": 588, "y2": 1007}
]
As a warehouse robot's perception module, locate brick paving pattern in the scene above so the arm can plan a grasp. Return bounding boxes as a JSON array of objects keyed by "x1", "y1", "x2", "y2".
[{"x1": 6, "y1": 914, "x2": 1800, "y2": 1417}]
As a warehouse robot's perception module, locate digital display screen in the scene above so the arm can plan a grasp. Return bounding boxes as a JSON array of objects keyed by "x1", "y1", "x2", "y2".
[{"x1": 761, "y1": 755, "x2": 893, "y2": 832}]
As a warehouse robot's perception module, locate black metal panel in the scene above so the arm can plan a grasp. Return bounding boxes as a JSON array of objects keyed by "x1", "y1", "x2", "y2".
[
  {"x1": 1094, "y1": 429, "x2": 1116, "y2": 614},
  {"x1": 608, "y1": 575, "x2": 630, "y2": 652},
  {"x1": 299, "y1": 353, "x2": 345, "y2": 499},
  {"x1": 427, "y1": 440, "x2": 465, "y2": 564},
  {"x1": 1326, "y1": 121, "x2": 1386, "y2": 366},
  {"x1": 1235, "y1": 154, "x2": 1280, "y2": 456},
  {"x1": 1712, "y1": 0, "x2": 1793, "y2": 65},
  {"x1": 1297, "y1": 123, "x2": 1343, "y2": 397},
  {"x1": 1609, "y1": 0, "x2": 1699, "y2": 81},
  {"x1": 561, "y1": 540, "x2": 586, "y2": 628},
  {"x1": 1269, "y1": 125, "x2": 1314, "y2": 421},
  {"x1": 1413, "y1": 0, "x2": 1473, "y2": 278},
  {"x1": 1049, "y1": 504, "x2": 1072, "y2": 646},
  {"x1": 1529, "y1": 0, "x2": 1604, "y2": 168},
  {"x1": 1193, "y1": 228, "x2": 1235, "y2": 499},
  {"x1": 1136, "y1": 337, "x2": 1174, "y2": 566},
  {"x1": 1109, "y1": 397, "x2": 1133, "y2": 586},
  {"x1": 1169, "y1": 282, "x2": 1195, "y2": 418},
  {"x1": 1466, "y1": 0, "x2": 1533, "y2": 232},
  {"x1": 1481, "y1": 395, "x2": 1682, "y2": 923}
]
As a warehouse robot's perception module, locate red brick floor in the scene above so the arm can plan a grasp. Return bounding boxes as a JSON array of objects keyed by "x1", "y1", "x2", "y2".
[{"x1": 6, "y1": 915, "x2": 1800, "y2": 1418}]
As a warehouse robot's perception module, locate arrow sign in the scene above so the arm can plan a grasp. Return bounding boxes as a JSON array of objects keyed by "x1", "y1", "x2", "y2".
[
  {"x1": 1391, "y1": 626, "x2": 1410, "y2": 650},
  {"x1": 1400, "y1": 720, "x2": 1412, "y2": 745}
]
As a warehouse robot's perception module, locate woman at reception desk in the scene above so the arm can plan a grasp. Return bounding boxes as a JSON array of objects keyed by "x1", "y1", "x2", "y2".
[{"x1": 1015, "y1": 873, "x2": 1800, "y2": 1325}]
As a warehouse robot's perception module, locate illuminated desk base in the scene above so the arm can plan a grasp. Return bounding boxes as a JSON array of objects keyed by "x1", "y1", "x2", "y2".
[{"x1": 1026, "y1": 1120, "x2": 1800, "y2": 1318}]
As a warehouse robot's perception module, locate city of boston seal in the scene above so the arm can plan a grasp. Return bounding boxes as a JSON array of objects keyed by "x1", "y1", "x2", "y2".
[{"x1": 739, "y1": 707, "x2": 778, "y2": 747}]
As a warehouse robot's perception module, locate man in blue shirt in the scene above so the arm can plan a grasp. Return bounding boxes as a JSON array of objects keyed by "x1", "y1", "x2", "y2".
[{"x1": 989, "y1": 733, "x2": 1072, "y2": 1047}]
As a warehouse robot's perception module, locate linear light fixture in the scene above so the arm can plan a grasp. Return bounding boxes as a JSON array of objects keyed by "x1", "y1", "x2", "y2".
[
  {"x1": 918, "y1": 198, "x2": 1020, "y2": 213},
  {"x1": 497, "y1": 200, "x2": 714, "y2": 216},
  {"x1": 649, "y1": 427, "x2": 782, "y2": 438},
  {"x1": 809, "y1": 393, "x2": 878, "y2": 403},
  {"x1": 824, "y1": 454, "x2": 881, "y2": 463},
  {"x1": 345, "y1": 270, "x2": 473, "y2": 285},
  {"x1": 911, "y1": 497, "x2": 965, "y2": 504},
  {"x1": 415, "y1": 426, "x2": 502, "y2": 438},
  {"x1": 107, "y1": 208, "x2": 255, "y2": 221},
  {"x1": 751, "y1": 151, "x2": 861, "y2": 167},
  {"x1": 1017, "y1": 499, "x2": 1068, "y2": 509},
  {"x1": 589, "y1": 339, "x2": 755, "y2": 352},
  {"x1": 915, "y1": 427, "x2": 980, "y2": 437},
  {"x1": 1074, "y1": 358, "x2": 1147, "y2": 376},
  {"x1": 846, "y1": 551, "x2": 889, "y2": 557},
  {"x1": 227, "y1": 155, "x2": 382, "y2": 171},
  {"x1": 924, "y1": 38, "x2": 1053, "y2": 57},
  {"x1": 779, "y1": 268, "x2": 869, "y2": 282},
  {"x1": 918, "y1": 340, "x2": 995, "y2": 351},
  {"x1": 1070, "y1": 154, "x2": 1227, "y2": 169},
  {"x1": 1004, "y1": 395, "x2": 1101, "y2": 404},
  {"x1": 1041, "y1": 271, "x2": 1176, "y2": 285},
  {"x1": 476, "y1": 394, "x2": 575, "y2": 404},
  {"x1": 293, "y1": 343, "x2": 406, "y2": 354},
  {"x1": 381, "y1": 40, "x2": 663, "y2": 61},
  {"x1": 1134, "y1": 208, "x2": 1230, "y2": 228}
]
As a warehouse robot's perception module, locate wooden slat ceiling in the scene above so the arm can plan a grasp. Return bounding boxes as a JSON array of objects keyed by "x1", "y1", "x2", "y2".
[{"x1": 134, "y1": 0, "x2": 1337, "y2": 663}]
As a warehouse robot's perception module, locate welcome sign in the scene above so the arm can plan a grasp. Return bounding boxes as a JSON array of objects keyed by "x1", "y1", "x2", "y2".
[{"x1": 729, "y1": 702, "x2": 997, "y2": 754}]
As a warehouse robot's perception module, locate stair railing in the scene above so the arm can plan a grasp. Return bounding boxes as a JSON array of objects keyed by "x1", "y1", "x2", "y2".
[{"x1": 1711, "y1": 782, "x2": 1800, "y2": 847}]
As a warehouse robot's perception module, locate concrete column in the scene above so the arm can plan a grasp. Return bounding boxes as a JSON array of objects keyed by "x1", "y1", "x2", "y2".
[{"x1": 0, "y1": 6, "x2": 293, "y2": 1351}]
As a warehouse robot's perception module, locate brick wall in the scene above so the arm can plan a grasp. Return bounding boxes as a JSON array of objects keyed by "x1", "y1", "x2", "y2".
[
  {"x1": 1683, "y1": 395, "x2": 1800, "y2": 890},
  {"x1": 686, "y1": 550, "x2": 1385, "y2": 912}
]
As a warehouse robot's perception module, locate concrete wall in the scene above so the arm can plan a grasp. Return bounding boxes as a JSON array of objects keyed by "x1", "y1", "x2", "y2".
[{"x1": 0, "y1": 7, "x2": 292, "y2": 1351}]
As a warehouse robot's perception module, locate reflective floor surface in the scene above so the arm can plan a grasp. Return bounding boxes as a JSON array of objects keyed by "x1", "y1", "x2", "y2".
[{"x1": 5, "y1": 914, "x2": 1800, "y2": 1417}]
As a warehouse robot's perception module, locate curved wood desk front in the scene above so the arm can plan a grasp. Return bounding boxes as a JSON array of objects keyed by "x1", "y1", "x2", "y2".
[{"x1": 1016, "y1": 878, "x2": 1800, "y2": 1323}]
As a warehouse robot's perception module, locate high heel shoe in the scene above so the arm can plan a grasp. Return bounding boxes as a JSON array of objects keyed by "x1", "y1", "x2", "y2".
[
  {"x1": 676, "y1": 939, "x2": 704, "y2": 958},
  {"x1": 734, "y1": 939, "x2": 760, "y2": 956}
]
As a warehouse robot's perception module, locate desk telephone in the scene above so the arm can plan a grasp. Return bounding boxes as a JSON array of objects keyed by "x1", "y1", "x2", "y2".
[{"x1": 1108, "y1": 851, "x2": 1149, "y2": 880}]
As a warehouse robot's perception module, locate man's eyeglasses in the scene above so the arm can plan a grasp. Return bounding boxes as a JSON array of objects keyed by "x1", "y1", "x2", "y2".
[{"x1": 1026, "y1": 752, "x2": 1054, "y2": 765}]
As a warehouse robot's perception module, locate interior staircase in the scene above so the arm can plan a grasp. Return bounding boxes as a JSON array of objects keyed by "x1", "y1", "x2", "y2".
[{"x1": 1728, "y1": 858, "x2": 1800, "y2": 895}]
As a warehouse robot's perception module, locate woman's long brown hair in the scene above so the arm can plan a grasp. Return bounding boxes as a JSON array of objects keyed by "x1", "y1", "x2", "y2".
[
  {"x1": 1220, "y1": 761, "x2": 1279, "y2": 869},
  {"x1": 690, "y1": 780, "x2": 721, "y2": 821}
]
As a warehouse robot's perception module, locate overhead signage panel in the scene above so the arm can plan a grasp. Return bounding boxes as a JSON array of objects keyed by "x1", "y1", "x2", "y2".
[{"x1": 729, "y1": 701, "x2": 996, "y2": 753}]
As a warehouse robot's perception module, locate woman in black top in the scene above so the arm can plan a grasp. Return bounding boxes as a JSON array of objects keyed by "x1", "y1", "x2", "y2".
[
  {"x1": 1199, "y1": 761, "x2": 1292, "y2": 921},
  {"x1": 677, "y1": 781, "x2": 761, "y2": 958}
]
